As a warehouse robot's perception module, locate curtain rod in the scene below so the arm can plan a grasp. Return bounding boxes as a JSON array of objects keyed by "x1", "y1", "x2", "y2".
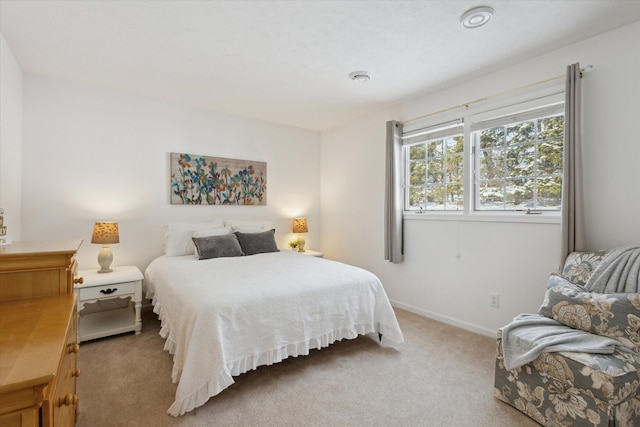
[{"x1": 400, "y1": 65, "x2": 593, "y2": 126}]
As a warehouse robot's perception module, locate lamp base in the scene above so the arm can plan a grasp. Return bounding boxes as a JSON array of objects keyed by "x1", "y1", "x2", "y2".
[
  {"x1": 97, "y1": 245, "x2": 114, "y2": 273},
  {"x1": 297, "y1": 235, "x2": 306, "y2": 252}
]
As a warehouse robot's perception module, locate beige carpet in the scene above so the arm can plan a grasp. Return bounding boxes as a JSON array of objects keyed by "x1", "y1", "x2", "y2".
[{"x1": 76, "y1": 308, "x2": 539, "y2": 427}]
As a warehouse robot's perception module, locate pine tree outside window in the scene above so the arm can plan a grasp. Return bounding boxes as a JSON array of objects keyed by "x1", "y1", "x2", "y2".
[{"x1": 473, "y1": 109, "x2": 564, "y2": 211}]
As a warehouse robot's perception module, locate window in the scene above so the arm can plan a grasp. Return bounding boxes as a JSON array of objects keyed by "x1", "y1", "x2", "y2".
[
  {"x1": 402, "y1": 93, "x2": 564, "y2": 217},
  {"x1": 404, "y1": 121, "x2": 464, "y2": 211},
  {"x1": 473, "y1": 107, "x2": 564, "y2": 211}
]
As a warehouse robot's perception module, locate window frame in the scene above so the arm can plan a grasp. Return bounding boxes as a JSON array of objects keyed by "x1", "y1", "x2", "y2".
[
  {"x1": 471, "y1": 104, "x2": 565, "y2": 213},
  {"x1": 401, "y1": 88, "x2": 565, "y2": 223},
  {"x1": 403, "y1": 119, "x2": 465, "y2": 212}
]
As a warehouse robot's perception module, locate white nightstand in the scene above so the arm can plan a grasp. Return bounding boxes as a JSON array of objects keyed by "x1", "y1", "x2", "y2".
[
  {"x1": 75, "y1": 265, "x2": 143, "y2": 342},
  {"x1": 297, "y1": 249, "x2": 324, "y2": 258}
]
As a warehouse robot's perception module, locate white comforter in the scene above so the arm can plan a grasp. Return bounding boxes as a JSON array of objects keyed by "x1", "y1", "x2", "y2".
[{"x1": 144, "y1": 251, "x2": 404, "y2": 416}]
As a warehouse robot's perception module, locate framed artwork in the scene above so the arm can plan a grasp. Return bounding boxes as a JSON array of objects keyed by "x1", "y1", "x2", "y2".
[{"x1": 170, "y1": 152, "x2": 267, "y2": 205}]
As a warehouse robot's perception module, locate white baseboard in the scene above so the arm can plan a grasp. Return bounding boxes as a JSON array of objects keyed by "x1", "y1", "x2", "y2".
[{"x1": 390, "y1": 299, "x2": 496, "y2": 338}]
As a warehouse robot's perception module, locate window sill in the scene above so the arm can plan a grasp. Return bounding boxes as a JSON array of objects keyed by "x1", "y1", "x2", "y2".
[{"x1": 403, "y1": 211, "x2": 561, "y2": 224}]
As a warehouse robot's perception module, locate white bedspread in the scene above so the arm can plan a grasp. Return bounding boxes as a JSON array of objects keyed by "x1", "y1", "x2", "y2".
[{"x1": 144, "y1": 251, "x2": 404, "y2": 416}]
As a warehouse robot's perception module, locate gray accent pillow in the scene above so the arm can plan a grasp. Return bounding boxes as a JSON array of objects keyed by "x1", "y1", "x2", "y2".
[
  {"x1": 234, "y1": 229, "x2": 279, "y2": 256},
  {"x1": 192, "y1": 234, "x2": 244, "y2": 260}
]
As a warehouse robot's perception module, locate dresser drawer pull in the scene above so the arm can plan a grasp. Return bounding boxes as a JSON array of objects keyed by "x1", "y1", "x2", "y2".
[
  {"x1": 72, "y1": 369, "x2": 81, "y2": 377},
  {"x1": 60, "y1": 394, "x2": 78, "y2": 407},
  {"x1": 74, "y1": 276, "x2": 84, "y2": 284},
  {"x1": 100, "y1": 288, "x2": 118, "y2": 294},
  {"x1": 67, "y1": 343, "x2": 80, "y2": 354}
]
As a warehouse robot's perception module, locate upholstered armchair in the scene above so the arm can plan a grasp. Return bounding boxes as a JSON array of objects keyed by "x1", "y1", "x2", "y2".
[{"x1": 494, "y1": 248, "x2": 640, "y2": 426}]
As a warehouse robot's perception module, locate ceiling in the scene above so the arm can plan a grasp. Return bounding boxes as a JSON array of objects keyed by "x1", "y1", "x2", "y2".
[{"x1": 1, "y1": 1, "x2": 640, "y2": 131}]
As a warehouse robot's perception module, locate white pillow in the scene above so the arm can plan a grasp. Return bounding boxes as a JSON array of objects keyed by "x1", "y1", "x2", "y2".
[
  {"x1": 223, "y1": 219, "x2": 273, "y2": 233},
  {"x1": 192, "y1": 227, "x2": 230, "y2": 238},
  {"x1": 164, "y1": 221, "x2": 224, "y2": 256},
  {"x1": 233, "y1": 225, "x2": 265, "y2": 233}
]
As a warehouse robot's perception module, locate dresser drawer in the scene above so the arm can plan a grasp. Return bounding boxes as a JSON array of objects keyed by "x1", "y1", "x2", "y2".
[
  {"x1": 55, "y1": 310, "x2": 78, "y2": 427},
  {"x1": 41, "y1": 306, "x2": 78, "y2": 427},
  {"x1": 78, "y1": 281, "x2": 136, "y2": 301},
  {"x1": 51, "y1": 350, "x2": 72, "y2": 426}
]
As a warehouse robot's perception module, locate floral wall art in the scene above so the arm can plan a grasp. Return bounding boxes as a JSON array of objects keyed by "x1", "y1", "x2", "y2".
[{"x1": 170, "y1": 153, "x2": 267, "y2": 205}]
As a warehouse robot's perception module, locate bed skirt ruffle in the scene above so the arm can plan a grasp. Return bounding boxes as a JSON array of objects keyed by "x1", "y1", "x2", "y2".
[{"x1": 153, "y1": 299, "x2": 392, "y2": 416}]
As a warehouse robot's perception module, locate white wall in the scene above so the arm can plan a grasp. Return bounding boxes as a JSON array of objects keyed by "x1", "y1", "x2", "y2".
[
  {"x1": 22, "y1": 76, "x2": 321, "y2": 272},
  {"x1": 11, "y1": 22, "x2": 640, "y2": 336},
  {"x1": 320, "y1": 22, "x2": 640, "y2": 336},
  {"x1": 0, "y1": 33, "x2": 23, "y2": 241}
]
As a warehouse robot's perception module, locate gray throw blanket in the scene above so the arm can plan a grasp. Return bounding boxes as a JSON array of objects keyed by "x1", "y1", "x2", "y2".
[
  {"x1": 501, "y1": 313, "x2": 627, "y2": 370},
  {"x1": 585, "y1": 245, "x2": 640, "y2": 293}
]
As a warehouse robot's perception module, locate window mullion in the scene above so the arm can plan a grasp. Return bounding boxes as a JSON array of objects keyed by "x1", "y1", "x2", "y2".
[
  {"x1": 502, "y1": 127, "x2": 507, "y2": 210},
  {"x1": 533, "y1": 119, "x2": 539, "y2": 208},
  {"x1": 463, "y1": 121, "x2": 472, "y2": 215}
]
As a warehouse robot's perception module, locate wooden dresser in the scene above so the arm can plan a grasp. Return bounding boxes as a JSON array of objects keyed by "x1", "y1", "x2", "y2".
[
  {"x1": 0, "y1": 240, "x2": 82, "y2": 427},
  {"x1": 0, "y1": 240, "x2": 83, "y2": 301}
]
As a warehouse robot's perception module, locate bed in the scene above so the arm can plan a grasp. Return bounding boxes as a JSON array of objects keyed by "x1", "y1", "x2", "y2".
[{"x1": 143, "y1": 223, "x2": 404, "y2": 416}]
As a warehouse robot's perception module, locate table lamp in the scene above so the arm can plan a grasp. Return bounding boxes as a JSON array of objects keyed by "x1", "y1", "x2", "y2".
[
  {"x1": 292, "y1": 217, "x2": 308, "y2": 253},
  {"x1": 91, "y1": 221, "x2": 119, "y2": 273}
]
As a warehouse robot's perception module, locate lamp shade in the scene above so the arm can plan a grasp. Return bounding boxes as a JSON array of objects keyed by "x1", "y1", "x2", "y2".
[
  {"x1": 292, "y1": 217, "x2": 308, "y2": 234},
  {"x1": 91, "y1": 221, "x2": 120, "y2": 244}
]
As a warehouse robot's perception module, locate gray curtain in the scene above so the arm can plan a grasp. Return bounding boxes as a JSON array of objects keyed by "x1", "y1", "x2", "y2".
[
  {"x1": 560, "y1": 62, "x2": 586, "y2": 269},
  {"x1": 385, "y1": 120, "x2": 404, "y2": 263}
]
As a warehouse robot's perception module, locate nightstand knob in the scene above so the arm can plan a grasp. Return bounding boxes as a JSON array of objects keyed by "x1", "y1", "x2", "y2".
[
  {"x1": 72, "y1": 369, "x2": 81, "y2": 377},
  {"x1": 60, "y1": 393, "x2": 78, "y2": 406},
  {"x1": 74, "y1": 277, "x2": 84, "y2": 285},
  {"x1": 68, "y1": 343, "x2": 80, "y2": 354}
]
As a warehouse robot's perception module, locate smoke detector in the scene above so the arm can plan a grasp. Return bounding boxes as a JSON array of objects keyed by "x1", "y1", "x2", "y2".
[
  {"x1": 460, "y1": 6, "x2": 494, "y2": 29},
  {"x1": 349, "y1": 71, "x2": 371, "y2": 82}
]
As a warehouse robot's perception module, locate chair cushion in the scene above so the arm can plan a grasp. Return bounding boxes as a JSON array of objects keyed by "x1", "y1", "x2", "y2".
[
  {"x1": 532, "y1": 349, "x2": 640, "y2": 405},
  {"x1": 496, "y1": 329, "x2": 640, "y2": 408}
]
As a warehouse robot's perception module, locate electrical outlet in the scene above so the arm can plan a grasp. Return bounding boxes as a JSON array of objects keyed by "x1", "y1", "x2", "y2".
[{"x1": 490, "y1": 293, "x2": 500, "y2": 308}]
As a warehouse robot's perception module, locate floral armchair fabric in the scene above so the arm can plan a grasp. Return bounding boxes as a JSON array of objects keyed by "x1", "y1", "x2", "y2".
[{"x1": 494, "y1": 251, "x2": 640, "y2": 426}]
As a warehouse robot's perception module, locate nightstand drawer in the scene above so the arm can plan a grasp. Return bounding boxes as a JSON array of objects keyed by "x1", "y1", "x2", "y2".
[
  {"x1": 79, "y1": 281, "x2": 136, "y2": 301},
  {"x1": 76, "y1": 266, "x2": 143, "y2": 342}
]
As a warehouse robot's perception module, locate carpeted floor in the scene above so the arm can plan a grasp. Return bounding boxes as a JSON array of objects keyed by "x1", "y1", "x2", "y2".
[{"x1": 76, "y1": 308, "x2": 538, "y2": 427}]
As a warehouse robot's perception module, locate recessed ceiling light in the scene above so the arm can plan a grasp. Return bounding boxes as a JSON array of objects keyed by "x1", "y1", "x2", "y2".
[
  {"x1": 349, "y1": 71, "x2": 371, "y2": 82},
  {"x1": 460, "y1": 6, "x2": 494, "y2": 29}
]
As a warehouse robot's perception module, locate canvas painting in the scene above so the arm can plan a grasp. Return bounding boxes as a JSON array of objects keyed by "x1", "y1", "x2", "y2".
[{"x1": 170, "y1": 153, "x2": 267, "y2": 205}]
